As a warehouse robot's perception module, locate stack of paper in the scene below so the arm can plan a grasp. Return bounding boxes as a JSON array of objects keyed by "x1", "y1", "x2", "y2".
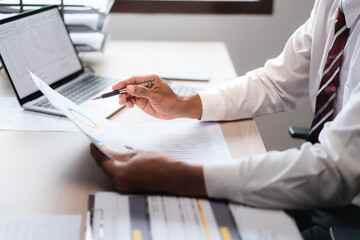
[
  {"x1": 70, "y1": 32, "x2": 110, "y2": 52},
  {"x1": 64, "y1": 13, "x2": 109, "y2": 32}
]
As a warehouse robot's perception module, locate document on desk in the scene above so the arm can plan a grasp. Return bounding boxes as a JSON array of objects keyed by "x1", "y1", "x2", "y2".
[
  {"x1": 89, "y1": 192, "x2": 302, "y2": 240},
  {"x1": 229, "y1": 204, "x2": 302, "y2": 240},
  {"x1": 31, "y1": 72, "x2": 232, "y2": 164},
  {"x1": 0, "y1": 96, "x2": 78, "y2": 132},
  {"x1": 120, "y1": 121, "x2": 232, "y2": 164},
  {"x1": 0, "y1": 215, "x2": 81, "y2": 240}
]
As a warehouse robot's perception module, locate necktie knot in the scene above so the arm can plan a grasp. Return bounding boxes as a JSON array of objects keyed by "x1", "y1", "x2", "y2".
[{"x1": 335, "y1": 6, "x2": 347, "y2": 31}]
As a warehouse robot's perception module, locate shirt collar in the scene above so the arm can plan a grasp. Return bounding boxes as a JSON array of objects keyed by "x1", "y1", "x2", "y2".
[{"x1": 341, "y1": 0, "x2": 360, "y2": 28}]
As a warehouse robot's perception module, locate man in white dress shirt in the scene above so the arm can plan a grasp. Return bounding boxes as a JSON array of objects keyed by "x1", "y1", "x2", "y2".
[{"x1": 90, "y1": 0, "x2": 360, "y2": 238}]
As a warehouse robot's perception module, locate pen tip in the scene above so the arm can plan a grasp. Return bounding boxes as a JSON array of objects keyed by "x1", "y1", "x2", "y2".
[{"x1": 91, "y1": 95, "x2": 101, "y2": 100}]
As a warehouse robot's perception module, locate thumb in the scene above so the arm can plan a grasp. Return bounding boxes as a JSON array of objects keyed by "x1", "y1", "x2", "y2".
[{"x1": 127, "y1": 85, "x2": 152, "y2": 98}]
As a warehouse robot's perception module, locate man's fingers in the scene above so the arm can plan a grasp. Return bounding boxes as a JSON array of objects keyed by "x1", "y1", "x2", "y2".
[
  {"x1": 114, "y1": 75, "x2": 159, "y2": 106},
  {"x1": 125, "y1": 98, "x2": 135, "y2": 108},
  {"x1": 112, "y1": 76, "x2": 151, "y2": 91},
  {"x1": 112, "y1": 76, "x2": 138, "y2": 90},
  {"x1": 119, "y1": 92, "x2": 129, "y2": 105},
  {"x1": 90, "y1": 143, "x2": 137, "y2": 163},
  {"x1": 126, "y1": 85, "x2": 151, "y2": 98},
  {"x1": 90, "y1": 144, "x2": 118, "y2": 177},
  {"x1": 90, "y1": 143, "x2": 106, "y2": 163},
  {"x1": 110, "y1": 151, "x2": 137, "y2": 162}
]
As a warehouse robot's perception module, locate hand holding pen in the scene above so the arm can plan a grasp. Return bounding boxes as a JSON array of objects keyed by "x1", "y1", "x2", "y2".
[
  {"x1": 92, "y1": 81, "x2": 155, "y2": 100},
  {"x1": 107, "y1": 74, "x2": 201, "y2": 120}
]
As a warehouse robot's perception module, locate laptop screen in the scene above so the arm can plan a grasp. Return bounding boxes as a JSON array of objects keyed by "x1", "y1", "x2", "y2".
[{"x1": 0, "y1": 7, "x2": 82, "y2": 99}]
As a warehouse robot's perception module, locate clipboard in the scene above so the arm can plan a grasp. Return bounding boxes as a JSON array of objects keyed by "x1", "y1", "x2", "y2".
[
  {"x1": 85, "y1": 193, "x2": 242, "y2": 240},
  {"x1": 85, "y1": 192, "x2": 302, "y2": 240},
  {"x1": 86, "y1": 193, "x2": 151, "y2": 240}
]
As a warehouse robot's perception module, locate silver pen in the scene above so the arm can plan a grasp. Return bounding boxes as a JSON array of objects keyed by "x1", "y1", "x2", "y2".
[{"x1": 91, "y1": 81, "x2": 154, "y2": 100}]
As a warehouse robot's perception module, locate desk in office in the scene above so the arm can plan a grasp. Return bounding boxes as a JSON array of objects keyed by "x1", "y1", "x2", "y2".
[
  {"x1": 81, "y1": 41, "x2": 266, "y2": 158},
  {"x1": 0, "y1": 41, "x2": 266, "y2": 239}
]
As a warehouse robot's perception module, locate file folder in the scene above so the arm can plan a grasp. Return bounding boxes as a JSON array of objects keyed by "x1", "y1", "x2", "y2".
[{"x1": 86, "y1": 192, "x2": 302, "y2": 240}]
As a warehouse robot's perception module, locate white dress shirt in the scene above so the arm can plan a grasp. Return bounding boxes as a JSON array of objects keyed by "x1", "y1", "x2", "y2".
[{"x1": 198, "y1": 0, "x2": 360, "y2": 209}]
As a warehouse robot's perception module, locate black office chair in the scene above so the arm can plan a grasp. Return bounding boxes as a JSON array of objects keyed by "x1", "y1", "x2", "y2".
[
  {"x1": 288, "y1": 126, "x2": 310, "y2": 139},
  {"x1": 329, "y1": 227, "x2": 360, "y2": 240},
  {"x1": 289, "y1": 127, "x2": 360, "y2": 240}
]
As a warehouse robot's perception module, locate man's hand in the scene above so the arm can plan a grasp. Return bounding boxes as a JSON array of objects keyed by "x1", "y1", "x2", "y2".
[
  {"x1": 112, "y1": 74, "x2": 203, "y2": 120},
  {"x1": 90, "y1": 144, "x2": 207, "y2": 196}
]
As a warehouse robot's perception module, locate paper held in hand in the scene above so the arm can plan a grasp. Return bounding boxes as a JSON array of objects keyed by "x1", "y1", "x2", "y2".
[
  {"x1": 29, "y1": 72, "x2": 233, "y2": 165},
  {"x1": 30, "y1": 71, "x2": 130, "y2": 160}
]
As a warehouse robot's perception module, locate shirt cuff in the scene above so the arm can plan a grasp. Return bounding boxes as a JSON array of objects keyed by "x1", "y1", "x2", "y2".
[
  {"x1": 203, "y1": 161, "x2": 245, "y2": 203},
  {"x1": 197, "y1": 89, "x2": 227, "y2": 121}
]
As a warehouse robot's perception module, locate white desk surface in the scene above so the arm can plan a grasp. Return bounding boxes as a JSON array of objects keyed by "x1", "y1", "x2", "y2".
[{"x1": 0, "y1": 41, "x2": 266, "y2": 240}]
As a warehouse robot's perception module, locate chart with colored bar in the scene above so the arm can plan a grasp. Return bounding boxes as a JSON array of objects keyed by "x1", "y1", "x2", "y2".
[{"x1": 90, "y1": 192, "x2": 302, "y2": 240}]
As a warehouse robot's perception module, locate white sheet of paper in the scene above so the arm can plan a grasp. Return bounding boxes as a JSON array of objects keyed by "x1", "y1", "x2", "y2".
[
  {"x1": 64, "y1": 13, "x2": 100, "y2": 31},
  {"x1": 30, "y1": 72, "x2": 232, "y2": 163},
  {"x1": 0, "y1": 96, "x2": 78, "y2": 132},
  {"x1": 70, "y1": 32, "x2": 105, "y2": 51},
  {"x1": 156, "y1": 67, "x2": 211, "y2": 81},
  {"x1": 0, "y1": 215, "x2": 81, "y2": 240},
  {"x1": 121, "y1": 121, "x2": 232, "y2": 164},
  {"x1": 30, "y1": 72, "x2": 130, "y2": 159},
  {"x1": 229, "y1": 204, "x2": 303, "y2": 240}
]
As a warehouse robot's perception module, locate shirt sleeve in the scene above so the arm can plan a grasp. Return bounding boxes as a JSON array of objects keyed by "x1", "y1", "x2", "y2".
[
  {"x1": 204, "y1": 85, "x2": 360, "y2": 209},
  {"x1": 202, "y1": 0, "x2": 360, "y2": 209},
  {"x1": 198, "y1": 2, "x2": 317, "y2": 121}
]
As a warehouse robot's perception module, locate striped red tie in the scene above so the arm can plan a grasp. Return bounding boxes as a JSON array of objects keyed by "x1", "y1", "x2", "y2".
[{"x1": 307, "y1": 7, "x2": 349, "y2": 144}]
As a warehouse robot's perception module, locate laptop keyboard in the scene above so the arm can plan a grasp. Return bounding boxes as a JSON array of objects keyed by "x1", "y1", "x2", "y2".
[
  {"x1": 34, "y1": 75, "x2": 112, "y2": 110},
  {"x1": 35, "y1": 78, "x2": 200, "y2": 110},
  {"x1": 167, "y1": 81, "x2": 201, "y2": 96}
]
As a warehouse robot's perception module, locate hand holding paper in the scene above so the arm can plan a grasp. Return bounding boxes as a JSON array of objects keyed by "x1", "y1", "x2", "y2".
[
  {"x1": 30, "y1": 71, "x2": 232, "y2": 165},
  {"x1": 30, "y1": 72, "x2": 233, "y2": 196}
]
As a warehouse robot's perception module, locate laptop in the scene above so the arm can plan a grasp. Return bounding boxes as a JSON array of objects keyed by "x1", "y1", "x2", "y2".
[{"x1": 0, "y1": 5, "x2": 121, "y2": 118}]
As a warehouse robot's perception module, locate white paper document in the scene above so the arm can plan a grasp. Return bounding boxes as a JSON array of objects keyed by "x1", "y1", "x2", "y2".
[
  {"x1": 90, "y1": 192, "x2": 302, "y2": 240},
  {"x1": 31, "y1": 72, "x2": 130, "y2": 159},
  {"x1": 229, "y1": 204, "x2": 302, "y2": 240},
  {"x1": 0, "y1": 96, "x2": 78, "y2": 132},
  {"x1": 0, "y1": 215, "x2": 81, "y2": 240},
  {"x1": 64, "y1": 13, "x2": 101, "y2": 31},
  {"x1": 127, "y1": 121, "x2": 232, "y2": 164},
  {"x1": 30, "y1": 72, "x2": 232, "y2": 164},
  {"x1": 156, "y1": 67, "x2": 211, "y2": 81}
]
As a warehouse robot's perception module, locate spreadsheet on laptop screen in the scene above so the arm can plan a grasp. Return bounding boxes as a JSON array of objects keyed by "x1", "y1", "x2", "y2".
[{"x1": 0, "y1": 7, "x2": 82, "y2": 99}]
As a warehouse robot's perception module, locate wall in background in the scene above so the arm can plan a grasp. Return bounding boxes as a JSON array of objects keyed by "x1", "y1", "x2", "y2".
[{"x1": 107, "y1": 0, "x2": 315, "y2": 151}]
